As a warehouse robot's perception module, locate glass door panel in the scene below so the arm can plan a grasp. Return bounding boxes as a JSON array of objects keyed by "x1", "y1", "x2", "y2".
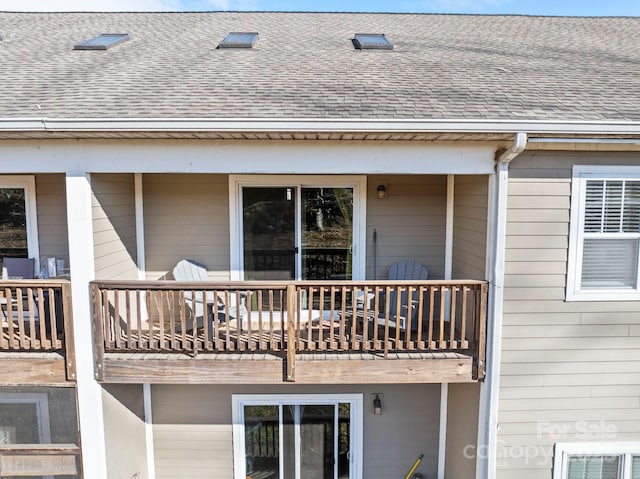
[
  {"x1": 244, "y1": 405, "x2": 280, "y2": 479},
  {"x1": 300, "y1": 405, "x2": 335, "y2": 479},
  {"x1": 301, "y1": 188, "x2": 353, "y2": 280},
  {"x1": 243, "y1": 187, "x2": 296, "y2": 280}
]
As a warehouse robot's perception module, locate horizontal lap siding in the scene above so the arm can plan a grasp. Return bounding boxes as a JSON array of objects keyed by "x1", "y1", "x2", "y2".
[
  {"x1": 35, "y1": 174, "x2": 69, "y2": 264},
  {"x1": 152, "y1": 384, "x2": 440, "y2": 479},
  {"x1": 143, "y1": 174, "x2": 229, "y2": 280},
  {"x1": 453, "y1": 174, "x2": 488, "y2": 280},
  {"x1": 367, "y1": 175, "x2": 446, "y2": 279},
  {"x1": 497, "y1": 152, "x2": 640, "y2": 478},
  {"x1": 92, "y1": 173, "x2": 138, "y2": 280}
]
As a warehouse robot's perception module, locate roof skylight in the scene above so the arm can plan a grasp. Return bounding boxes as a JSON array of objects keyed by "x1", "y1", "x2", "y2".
[
  {"x1": 218, "y1": 32, "x2": 258, "y2": 49},
  {"x1": 353, "y1": 33, "x2": 393, "y2": 50},
  {"x1": 73, "y1": 33, "x2": 130, "y2": 50}
]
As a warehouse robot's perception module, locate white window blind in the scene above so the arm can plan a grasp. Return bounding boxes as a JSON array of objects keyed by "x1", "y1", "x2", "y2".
[
  {"x1": 632, "y1": 457, "x2": 640, "y2": 479},
  {"x1": 567, "y1": 455, "x2": 621, "y2": 479},
  {"x1": 580, "y1": 179, "x2": 640, "y2": 290}
]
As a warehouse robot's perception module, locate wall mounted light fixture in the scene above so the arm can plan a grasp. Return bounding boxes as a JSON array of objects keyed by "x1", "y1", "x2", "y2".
[
  {"x1": 376, "y1": 184, "x2": 387, "y2": 199},
  {"x1": 373, "y1": 394, "x2": 383, "y2": 415}
]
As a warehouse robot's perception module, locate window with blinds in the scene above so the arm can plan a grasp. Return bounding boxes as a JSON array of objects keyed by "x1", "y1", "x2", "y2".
[
  {"x1": 554, "y1": 446, "x2": 640, "y2": 479},
  {"x1": 567, "y1": 455, "x2": 620, "y2": 479},
  {"x1": 567, "y1": 168, "x2": 640, "y2": 300},
  {"x1": 581, "y1": 179, "x2": 640, "y2": 289}
]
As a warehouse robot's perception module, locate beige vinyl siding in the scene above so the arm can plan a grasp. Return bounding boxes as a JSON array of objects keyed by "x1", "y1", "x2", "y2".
[
  {"x1": 92, "y1": 173, "x2": 138, "y2": 280},
  {"x1": 445, "y1": 383, "x2": 480, "y2": 479},
  {"x1": 497, "y1": 152, "x2": 640, "y2": 479},
  {"x1": 35, "y1": 174, "x2": 69, "y2": 264},
  {"x1": 103, "y1": 384, "x2": 148, "y2": 479},
  {"x1": 143, "y1": 174, "x2": 229, "y2": 280},
  {"x1": 367, "y1": 175, "x2": 446, "y2": 280},
  {"x1": 152, "y1": 383, "x2": 440, "y2": 479},
  {"x1": 452, "y1": 174, "x2": 488, "y2": 279}
]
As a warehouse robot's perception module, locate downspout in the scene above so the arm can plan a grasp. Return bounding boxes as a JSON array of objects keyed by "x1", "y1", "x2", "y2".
[{"x1": 478, "y1": 132, "x2": 527, "y2": 479}]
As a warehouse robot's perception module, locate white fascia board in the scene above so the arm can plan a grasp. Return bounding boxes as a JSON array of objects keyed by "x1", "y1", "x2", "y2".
[
  {"x1": 2, "y1": 117, "x2": 640, "y2": 135},
  {"x1": 0, "y1": 141, "x2": 497, "y2": 174}
]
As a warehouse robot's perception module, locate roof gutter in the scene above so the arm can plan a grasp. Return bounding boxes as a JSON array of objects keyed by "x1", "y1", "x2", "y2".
[
  {"x1": 479, "y1": 132, "x2": 527, "y2": 479},
  {"x1": 1, "y1": 118, "x2": 640, "y2": 135}
]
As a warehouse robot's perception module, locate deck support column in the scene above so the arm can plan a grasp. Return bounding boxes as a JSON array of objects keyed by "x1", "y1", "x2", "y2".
[{"x1": 65, "y1": 172, "x2": 108, "y2": 479}]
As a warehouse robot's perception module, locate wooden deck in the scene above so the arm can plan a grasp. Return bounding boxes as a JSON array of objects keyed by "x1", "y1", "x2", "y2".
[
  {"x1": 0, "y1": 280, "x2": 76, "y2": 385},
  {"x1": 92, "y1": 279, "x2": 487, "y2": 384},
  {"x1": 101, "y1": 350, "x2": 475, "y2": 384}
]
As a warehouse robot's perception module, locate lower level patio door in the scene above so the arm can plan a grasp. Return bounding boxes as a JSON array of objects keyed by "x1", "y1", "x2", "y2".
[
  {"x1": 233, "y1": 394, "x2": 363, "y2": 479},
  {"x1": 231, "y1": 176, "x2": 366, "y2": 281}
]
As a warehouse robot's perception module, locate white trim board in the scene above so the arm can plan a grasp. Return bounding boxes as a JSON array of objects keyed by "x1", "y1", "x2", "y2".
[{"x1": 0, "y1": 141, "x2": 497, "y2": 175}]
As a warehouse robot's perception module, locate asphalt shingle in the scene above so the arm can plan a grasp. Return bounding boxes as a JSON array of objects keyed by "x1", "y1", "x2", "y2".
[{"x1": 1, "y1": 11, "x2": 639, "y2": 121}]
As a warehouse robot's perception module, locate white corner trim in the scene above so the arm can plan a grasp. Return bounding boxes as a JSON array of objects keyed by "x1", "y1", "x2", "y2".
[
  {"x1": 0, "y1": 175, "x2": 40, "y2": 272},
  {"x1": 438, "y1": 384, "x2": 449, "y2": 479},
  {"x1": 143, "y1": 384, "x2": 156, "y2": 479},
  {"x1": 134, "y1": 173, "x2": 146, "y2": 280}
]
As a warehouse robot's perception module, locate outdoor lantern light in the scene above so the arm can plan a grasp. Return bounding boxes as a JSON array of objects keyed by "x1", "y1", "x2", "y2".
[
  {"x1": 376, "y1": 184, "x2": 387, "y2": 199},
  {"x1": 373, "y1": 394, "x2": 382, "y2": 415}
]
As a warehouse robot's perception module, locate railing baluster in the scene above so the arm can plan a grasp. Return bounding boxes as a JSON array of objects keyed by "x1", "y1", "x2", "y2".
[
  {"x1": 439, "y1": 286, "x2": 447, "y2": 349},
  {"x1": 136, "y1": 289, "x2": 143, "y2": 350},
  {"x1": 125, "y1": 290, "x2": 133, "y2": 350},
  {"x1": 4, "y1": 288, "x2": 15, "y2": 349},
  {"x1": 416, "y1": 286, "x2": 425, "y2": 350},
  {"x1": 460, "y1": 286, "x2": 469, "y2": 349},
  {"x1": 449, "y1": 286, "x2": 458, "y2": 349},
  {"x1": 146, "y1": 289, "x2": 153, "y2": 350},
  {"x1": 158, "y1": 290, "x2": 165, "y2": 350},
  {"x1": 16, "y1": 288, "x2": 27, "y2": 349},
  {"x1": 318, "y1": 286, "x2": 325, "y2": 351},
  {"x1": 37, "y1": 288, "x2": 49, "y2": 349},
  {"x1": 167, "y1": 290, "x2": 176, "y2": 351}
]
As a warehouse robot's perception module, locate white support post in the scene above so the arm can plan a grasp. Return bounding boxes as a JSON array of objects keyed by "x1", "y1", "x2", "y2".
[
  {"x1": 445, "y1": 174, "x2": 454, "y2": 281},
  {"x1": 65, "y1": 172, "x2": 108, "y2": 479},
  {"x1": 438, "y1": 383, "x2": 449, "y2": 479},
  {"x1": 438, "y1": 175, "x2": 454, "y2": 479},
  {"x1": 143, "y1": 384, "x2": 156, "y2": 479}
]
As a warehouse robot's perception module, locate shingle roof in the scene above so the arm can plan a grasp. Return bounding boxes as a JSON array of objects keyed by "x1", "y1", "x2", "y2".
[{"x1": 1, "y1": 11, "x2": 640, "y2": 122}]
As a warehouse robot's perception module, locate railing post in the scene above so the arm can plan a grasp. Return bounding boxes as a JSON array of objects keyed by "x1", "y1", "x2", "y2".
[
  {"x1": 90, "y1": 283, "x2": 105, "y2": 382},
  {"x1": 286, "y1": 283, "x2": 296, "y2": 382},
  {"x1": 476, "y1": 282, "x2": 488, "y2": 380},
  {"x1": 61, "y1": 282, "x2": 76, "y2": 381}
]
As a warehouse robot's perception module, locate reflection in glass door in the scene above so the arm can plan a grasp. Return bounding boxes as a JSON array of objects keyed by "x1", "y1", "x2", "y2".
[
  {"x1": 243, "y1": 187, "x2": 296, "y2": 280},
  {"x1": 242, "y1": 186, "x2": 354, "y2": 281},
  {"x1": 241, "y1": 402, "x2": 352, "y2": 479},
  {"x1": 301, "y1": 188, "x2": 353, "y2": 280}
]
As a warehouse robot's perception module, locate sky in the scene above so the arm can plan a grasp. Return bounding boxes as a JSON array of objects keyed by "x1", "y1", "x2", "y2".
[{"x1": 1, "y1": 0, "x2": 640, "y2": 16}]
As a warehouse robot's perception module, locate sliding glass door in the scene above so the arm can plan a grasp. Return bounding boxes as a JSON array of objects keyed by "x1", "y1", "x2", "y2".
[
  {"x1": 237, "y1": 177, "x2": 364, "y2": 281},
  {"x1": 234, "y1": 395, "x2": 362, "y2": 479}
]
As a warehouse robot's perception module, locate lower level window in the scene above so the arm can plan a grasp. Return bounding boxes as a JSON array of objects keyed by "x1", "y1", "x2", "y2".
[
  {"x1": 232, "y1": 394, "x2": 362, "y2": 479},
  {"x1": 554, "y1": 443, "x2": 640, "y2": 479}
]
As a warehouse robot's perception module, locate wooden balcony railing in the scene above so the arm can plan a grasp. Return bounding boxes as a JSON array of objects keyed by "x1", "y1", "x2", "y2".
[
  {"x1": 0, "y1": 280, "x2": 76, "y2": 381},
  {"x1": 91, "y1": 280, "x2": 487, "y2": 380}
]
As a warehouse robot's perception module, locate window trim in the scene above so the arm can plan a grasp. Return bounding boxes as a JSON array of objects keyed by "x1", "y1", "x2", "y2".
[
  {"x1": 0, "y1": 176, "x2": 40, "y2": 272},
  {"x1": 231, "y1": 393, "x2": 363, "y2": 479},
  {"x1": 566, "y1": 166, "x2": 640, "y2": 301},
  {"x1": 554, "y1": 442, "x2": 640, "y2": 479}
]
